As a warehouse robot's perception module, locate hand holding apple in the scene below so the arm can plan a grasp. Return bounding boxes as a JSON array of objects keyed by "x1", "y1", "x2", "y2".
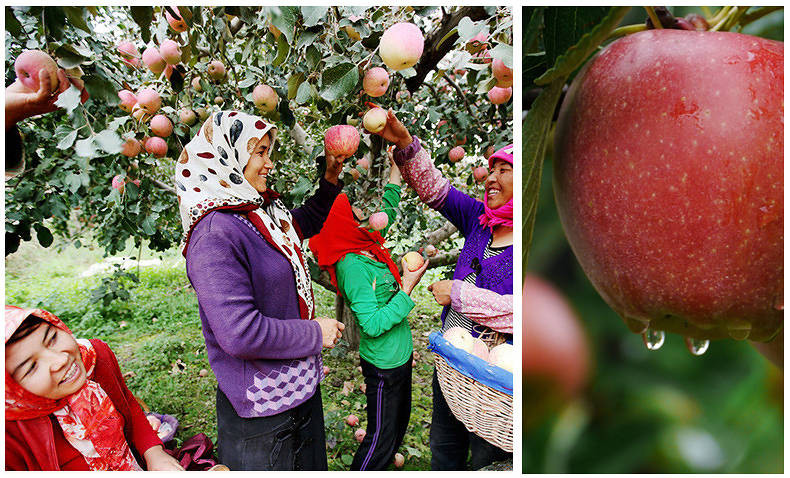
[
  {"x1": 323, "y1": 152, "x2": 345, "y2": 185},
  {"x1": 401, "y1": 256, "x2": 429, "y2": 296},
  {"x1": 6, "y1": 68, "x2": 85, "y2": 129},
  {"x1": 372, "y1": 109, "x2": 412, "y2": 150},
  {"x1": 427, "y1": 279, "x2": 453, "y2": 306}
]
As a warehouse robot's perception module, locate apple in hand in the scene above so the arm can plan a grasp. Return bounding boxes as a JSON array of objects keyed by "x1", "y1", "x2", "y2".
[
  {"x1": 324, "y1": 125, "x2": 360, "y2": 158},
  {"x1": 363, "y1": 107, "x2": 388, "y2": 133},
  {"x1": 14, "y1": 50, "x2": 59, "y2": 92},
  {"x1": 553, "y1": 30, "x2": 783, "y2": 342},
  {"x1": 402, "y1": 251, "x2": 424, "y2": 272}
]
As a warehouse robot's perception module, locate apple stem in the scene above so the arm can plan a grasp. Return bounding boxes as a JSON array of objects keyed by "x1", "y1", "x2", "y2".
[
  {"x1": 81, "y1": 109, "x2": 95, "y2": 135},
  {"x1": 609, "y1": 24, "x2": 648, "y2": 38},
  {"x1": 644, "y1": 7, "x2": 663, "y2": 29}
]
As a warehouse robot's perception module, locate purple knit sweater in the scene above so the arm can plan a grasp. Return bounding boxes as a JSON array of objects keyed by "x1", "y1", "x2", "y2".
[
  {"x1": 185, "y1": 178, "x2": 342, "y2": 418},
  {"x1": 393, "y1": 138, "x2": 514, "y2": 332}
]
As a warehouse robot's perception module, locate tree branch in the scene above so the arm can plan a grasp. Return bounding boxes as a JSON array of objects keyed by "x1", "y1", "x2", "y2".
[
  {"x1": 442, "y1": 74, "x2": 474, "y2": 116},
  {"x1": 151, "y1": 178, "x2": 176, "y2": 195},
  {"x1": 426, "y1": 222, "x2": 458, "y2": 245},
  {"x1": 405, "y1": 6, "x2": 488, "y2": 92}
]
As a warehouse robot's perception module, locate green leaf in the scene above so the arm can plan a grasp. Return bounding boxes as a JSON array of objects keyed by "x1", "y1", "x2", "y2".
[
  {"x1": 6, "y1": 7, "x2": 22, "y2": 37},
  {"x1": 523, "y1": 52, "x2": 548, "y2": 87},
  {"x1": 272, "y1": 33, "x2": 290, "y2": 68},
  {"x1": 306, "y1": 45, "x2": 321, "y2": 70},
  {"x1": 341, "y1": 454, "x2": 353, "y2": 466},
  {"x1": 398, "y1": 67, "x2": 417, "y2": 79},
  {"x1": 287, "y1": 73, "x2": 304, "y2": 100},
  {"x1": 522, "y1": 77, "x2": 566, "y2": 270},
  {"x1": 95, "y1": 129, "x2": 123, "y2": 154},
  {"x1": 34, "y1": 224, "x2": 54, "y2": 248},
  {"x1": 63, "y1": 6, "x2": 91, "y2": 33},
  {"x1": 523, "y1": 7, "x2": 546, "y2": 53},
  {"x1": 53, "y1": 85, "x2": 82, "y2": 114},
  {"x1": 84, "y1": 74, "x2": 118, "y2": 105},
  {"x1": 271, "y1": 6, "x2": 299, "y2": 44},
  {"x1": 489, "y1": 43, "x2": 513, "y2": 69},
  {"x1": 295, "y1": 81, "x2": 312, "y2": 104},
  {"x1": 64, "y1": 172, "x2": 82, "y2": 193},
  {"x1": 320, "y1": 62, "x2": 358, "y2": 102},
  {"x1": 54, "y1": 44, "x2": 87, "y2": 68},
  {"x1": 74, "y1": 136, "x2": 97, "y2": 158},
  {"x1": 43, "y1": 7, "x2": 68, "y2": 41},
  {"x1": 57, "y1": 129, "x2": 79, "y2": 150},
  {"x1": 301, "y1": 6, "x2": 327, "y2": 27},
  {"x1": 297, "y1": 31, "x2": 319, "y2": 49},
  {"x1": 141, "y1": 215, "x2": 157, "y2": 235},
  {"x1": 130, "y1": 7, "x2": 153, "y2": 44},
  {"x1": 238, "y1": 76, "x2": 257, "y2": 88},
  {"x1": 536, "y1": 6, "x2": 630, "y2": 86},
  {"x1": 456, "y1": 16, "x2": 486, "y2": 42}
]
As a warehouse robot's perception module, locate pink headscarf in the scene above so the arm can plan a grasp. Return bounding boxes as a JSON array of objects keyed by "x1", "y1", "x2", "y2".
[{"x1": 479, "y1": 144, "x2": 514, "y2": 232}]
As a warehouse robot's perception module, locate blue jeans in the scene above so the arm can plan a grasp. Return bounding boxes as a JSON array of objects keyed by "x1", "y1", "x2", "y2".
[{"x1": 430, "y1": 370, "x2": 510, "y2": 470}]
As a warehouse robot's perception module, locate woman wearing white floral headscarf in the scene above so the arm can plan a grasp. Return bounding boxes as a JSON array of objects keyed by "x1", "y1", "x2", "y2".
[{"x1": 176, "y1": 110, "x2": 346, "y2": 470}]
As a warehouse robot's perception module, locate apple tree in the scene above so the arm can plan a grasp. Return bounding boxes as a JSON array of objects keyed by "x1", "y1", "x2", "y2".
[{"x1": 5, "y1": 6, "x2": 513, "y2": 346}]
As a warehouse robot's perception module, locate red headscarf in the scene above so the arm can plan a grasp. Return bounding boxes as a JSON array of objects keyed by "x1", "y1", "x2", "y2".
[
  {"x1": 309, "y1": 194, "x2": 402, "y2": 294},
  {"x1": 5, "y1": 306, "x2": 142, "y2": 470}
]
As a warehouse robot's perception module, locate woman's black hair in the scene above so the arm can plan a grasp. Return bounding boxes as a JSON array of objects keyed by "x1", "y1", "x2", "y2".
[{"x1": 7, "y1": 315, "x2": 46, "y2": 346}]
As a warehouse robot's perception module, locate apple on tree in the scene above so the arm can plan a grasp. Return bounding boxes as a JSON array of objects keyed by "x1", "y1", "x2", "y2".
[
  {"x1": 379, "y1": 22, "x2": 424, "y2": 71},
  {"x1": 159, "y1": 39, "x2": 182, "y2": 65},
  {"x1": 553, "y1": 29, "x2": 783, "y2": 349},
  {"x1": 14, "y1": 50, "x2": 59, "y2": 92},
  {"x1": 363, "y1": 67, "x2": 390, "y2": 97},
  {"x1": 252, "y1": 84, "x2": 278, "y2": 113},
  {"x1": 448, "y1": 146, "x2": 464, "y2": 163},
  {"x1": 473, "y1": 166, "x2": 488, "y2": 183},
  {"x1": 165, "y1": 7, "x2": 188, "y2": 32},
  {"x1": 142, "y1": 46, "x2": 166, "y2": 74},
  {"x1": 487, "y1": 86, "x2": 512, "y2": 105}
]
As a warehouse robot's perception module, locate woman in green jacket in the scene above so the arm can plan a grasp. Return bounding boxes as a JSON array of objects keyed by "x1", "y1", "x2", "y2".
[{"x1": 309, "y1": 161, "x2": 428, "y2": 470}]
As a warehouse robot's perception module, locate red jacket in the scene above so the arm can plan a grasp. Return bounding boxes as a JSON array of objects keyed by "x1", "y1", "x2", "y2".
[{"x1": 5, "y1": 339, "x2": 162, "y2": 470}]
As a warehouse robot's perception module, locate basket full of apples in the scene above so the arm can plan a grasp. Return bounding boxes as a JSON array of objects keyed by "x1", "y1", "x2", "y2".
[{"x1": 428, "y1": 327, "x2": 513, "y2": 452}]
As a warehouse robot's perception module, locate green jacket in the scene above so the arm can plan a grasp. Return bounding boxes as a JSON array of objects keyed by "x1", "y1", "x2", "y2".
[{"x1": 335, "y1": 184, "x2": 414, "y2": 369}]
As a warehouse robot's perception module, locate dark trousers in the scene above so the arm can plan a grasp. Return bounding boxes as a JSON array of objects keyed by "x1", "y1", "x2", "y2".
[
  {"x1": 430, "y1": 370, "x2": 510, "y2": 470},
  {"x1": 215, "y1": 386, "x2": 328, "y2": 471},
  {"x1": 351, "y1": 356, "x2": 412, "y2": 471}
]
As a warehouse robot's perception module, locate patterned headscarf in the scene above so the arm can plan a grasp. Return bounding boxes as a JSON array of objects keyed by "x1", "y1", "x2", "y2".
[
  {"x1": 5, "y1": 306, "x2": 142, "y2": 470},
  {"x1": 175, "y1": 111, "x2": 315, "y2": 320},
  {"x1": 479, "y1": 144, "x2": 514, "y2": 232}
]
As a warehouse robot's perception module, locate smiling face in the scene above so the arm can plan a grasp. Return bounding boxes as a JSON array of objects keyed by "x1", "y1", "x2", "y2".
[
  {"x1": 485, "y1": 159, "x2": 514, "y2": 209},
  {"x1": 243, "y1": 133, "x2": 274, "y2": 193},
  {"x1": 5, "y1": 322, "x2": 87, "y2": 400}
]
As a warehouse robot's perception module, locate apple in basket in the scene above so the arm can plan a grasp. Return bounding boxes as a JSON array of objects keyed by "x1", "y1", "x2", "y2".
[
  {"x1": 470, "y1": 337, "x2": 489, "y2": 361},
  {"x1": 443, "y1": 327, "x2": 473, "y2": 353},
  {"x1": 488, "y1": 343, "x2": 514, "y2": 373}
]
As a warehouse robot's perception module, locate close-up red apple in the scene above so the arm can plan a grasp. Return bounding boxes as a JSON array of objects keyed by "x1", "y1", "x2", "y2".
[
  {"x1": 14, "y1": 50, "x2": 59, "y2": 92},
  {"x1": 363, "y1": 67, "x2": 390, "y2": 97},
  {"x1": 379, "y1": 22, "x2": 424, "y2": 71},
  {"x1": 324, "y1": 125, "x2": 360, "y2": 158},
  {"x1": 252, "y1": 84, "x2": 278, "y2": 112},
  {"x1": 553, "y1": 30, "x2": 783, "y2": 343}
]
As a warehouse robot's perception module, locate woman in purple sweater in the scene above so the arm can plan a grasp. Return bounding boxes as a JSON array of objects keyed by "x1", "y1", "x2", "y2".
[
  {"x1": 374, "y1": 110, "x2": 514, "y2": 470},
  {"x1": 175, "y1": 111, "x2": 346, "y2": 470}
]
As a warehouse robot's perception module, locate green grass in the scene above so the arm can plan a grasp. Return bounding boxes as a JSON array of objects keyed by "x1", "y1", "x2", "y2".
[{"x1": 6, "y1": 237, "x2": 453, "y2": 470}]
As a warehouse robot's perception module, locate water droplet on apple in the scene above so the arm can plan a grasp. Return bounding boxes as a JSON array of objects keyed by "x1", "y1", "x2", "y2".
[
  {"x1": 685, "y1": 337, "x2": 710, "y2": 356},
  {"x1": 726, "y1": 321, "x2": 752, "y2": 340},
  {"x1": 642, "y1": 328, "x2": 665, "y2": 350},
  {"x1": 623, "y1": 316, "x2": 649, "y2": 334}
]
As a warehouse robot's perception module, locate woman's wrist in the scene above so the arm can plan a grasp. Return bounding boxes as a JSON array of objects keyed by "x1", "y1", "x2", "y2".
[{"x1": 395, "y1": 133, "x2": 413, "y2": 150}]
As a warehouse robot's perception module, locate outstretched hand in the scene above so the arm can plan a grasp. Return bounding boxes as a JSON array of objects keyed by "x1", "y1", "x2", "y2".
[
  {"x1": 324, "y1": 153, "x2": 345, "y2": 185},
  {"x1": 5, "y1": 69, "x2": 83, "y2": 129},
  {"x1": 373, "y1": 109, "x2": 412, "y2": 149}
]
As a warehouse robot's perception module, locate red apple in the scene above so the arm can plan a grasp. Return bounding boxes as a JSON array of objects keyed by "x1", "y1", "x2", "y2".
[
  {"x1": 424, "y1": 244, "x2": 438, "y2": 257},
  {"x1": 14, "y1": 50, "x2": 59, "y2": 92},
  {"x1": 363, "y1": 67, "x2": 389, "y2": 97},
  {"x1": 111, "y1": 175, "x2": 126, "y2": 193},
  {"x1": 191, "y1": 77, "x2": 202, "y2": 91},
  {"x1": 165, "y1": 7, "x2": 188, "y2": 32},
  {"x1": 131, "y1": 104, "x2": 151, "y2": 123},
  {"x1": 467, "y1": 32, "x2": 488, "y2": 53},
  {"x1": 121, "y1": 138, "x2": 142, "y2": 158},
  {"x1": 448, "y1": 146, "x2": 464, "y2": 163},
  {"x1": 150, "y1": 114, "x2": 173, "y2": 137},
  {"x1": 214, "y1": 96, "x2": 225, "y2": 106},
  {"x1": 117, "y1": 90, "x2": 137, "y2": 113},
  {"x1": 136, "y1": 88, "x2": 161, "y2": 114},
  {"x1": 355, "y1": 428, "x2": 366, "y2": 443},
  {"x1": 484, "y1": 145, "x2": 496, "y2": 159},
  {"x1": 487, "y1": 86, "x2": 512, "y2": 105},
  {"x1": 492, "y1": 58, "x2": 513, "y2": 88},
  {"x1": 324, "y1": 125, "x2": 360, "y2": 157},
  {"x1": 144, "y1": 137, "x2": 168, "y2": 158},
  {"x1": 208, "y1": 60, "x2": 226, "y2": 81},
  {"x1": 322, "y1": 365, "x2": 331, "y2": 375},
  {"x1": 402, "y1": 251, "x2": 424, "y2": 272},
  {"x1": 393, "y1": 453, "x2": 405, "y2": 468},
  {"x1": 179, "y1": 108, "x2": 197, "y2": 126},
  {"x1": 356, "y1": 157, "x2": 371, "y2": 170},
  {"x1": 553, "y1": 30, "x2": 783, "y2": 342},
  {"x1": 345, "y1": 414, "x2": 359, "y2": 427},
  {"x1": 379, "y1": 22, "x2": 424, "y2": 71},
  {"x1": 159, "y1": 39, "x2": 182, "y2": 65},
  {"x1": 369, "y1": 212, "x2": 388, "y2": 231},
  {"x1": 117, "y1": 41, "x2": 140, "y2": 68},
  {"x1": 142, "y1": 46, "x2": 166, "y2": 74},
  {"x1": 252, "y1": 84, "x2": 278, "y2": 112}
]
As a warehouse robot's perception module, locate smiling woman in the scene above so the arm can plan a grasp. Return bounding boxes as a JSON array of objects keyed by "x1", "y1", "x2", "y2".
[{"x1": 5, "y1": 306, "x2": 183, "y2": 471}]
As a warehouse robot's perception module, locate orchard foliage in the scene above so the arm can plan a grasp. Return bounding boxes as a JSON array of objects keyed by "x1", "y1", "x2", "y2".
[{"x1": 5, "y1": 6, "x2": 513, "y2": 270}]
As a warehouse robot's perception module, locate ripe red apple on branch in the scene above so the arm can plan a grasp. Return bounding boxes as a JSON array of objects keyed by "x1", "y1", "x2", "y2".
[
  {"x1": 379, "y1": 22, "x2": 424, "y2": 71},
  {"x1": 553, "y1": 30, "x2": 783, "y2": 347},
  {"x1": 252, "y1": 84, "x2": 278, "y2": 112}
]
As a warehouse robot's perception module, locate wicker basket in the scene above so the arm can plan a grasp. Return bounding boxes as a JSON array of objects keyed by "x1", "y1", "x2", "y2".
[{"x1": 432, "y1": 328, "x2": 513, "y2": 452}]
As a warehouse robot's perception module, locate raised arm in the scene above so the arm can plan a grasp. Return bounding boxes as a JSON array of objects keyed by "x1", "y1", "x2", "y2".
[{"x1": 290, "y1": 176, "x2": 343, "y2": 239}]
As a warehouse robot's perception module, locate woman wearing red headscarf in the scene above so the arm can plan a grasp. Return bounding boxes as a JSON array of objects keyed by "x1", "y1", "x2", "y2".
[
  {"x1": 5, "y1": 306, "x2": 183, "y2": 471},
  {"x1": 309, "y1": 160, "x2": 428, "y2": 470}
]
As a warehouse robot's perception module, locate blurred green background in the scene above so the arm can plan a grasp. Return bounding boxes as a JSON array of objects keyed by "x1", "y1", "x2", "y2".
[{"x1": 523, "y1": 6, "x2": 783, "y2": 474}]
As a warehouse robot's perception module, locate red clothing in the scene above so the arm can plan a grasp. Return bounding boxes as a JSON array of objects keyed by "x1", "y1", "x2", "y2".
[{"x1": 5, "y1": 339, "x2": 162, "y2": 470}]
